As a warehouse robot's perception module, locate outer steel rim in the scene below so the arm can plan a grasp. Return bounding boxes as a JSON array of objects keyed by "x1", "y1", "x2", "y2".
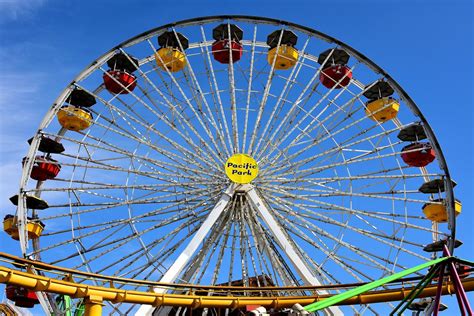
[
  {"x1": 24, "y1": 14, "x2": 455, "y2": 249},
  {"x1": 15, "y1": 15, "x2": 456, "y2": 314}
]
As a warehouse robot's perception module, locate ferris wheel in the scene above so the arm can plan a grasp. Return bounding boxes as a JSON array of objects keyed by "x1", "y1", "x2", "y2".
[{"x1": 4, "y1": 15, "x2": 461, "y2": 315}]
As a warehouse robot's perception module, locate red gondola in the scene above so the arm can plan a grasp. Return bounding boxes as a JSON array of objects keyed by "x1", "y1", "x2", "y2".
[
  {"x1": 320, "y1": 64, "x2": 352, "y2": 89},
  {"x1": 212, "y1": 40, "x2": 243, "y2": 64},
  {"x1": 23, "y1": 156, "x2": 61, "y2": 181},
  {"x1": 318, "y1": 49, "x2": 352, "y2": 89},
  {"x1": 212, "y1": 24, "x2": 243, "y2": 64},
  {"x1": 401, "y1": 142, "x2": 435, "y2": 167},
  {"x1": 6, "y1": 285, "x2": 39, "y2": 308},
  {"x1": 103, "y1": 70, "x2": 137, "y2": 94},
  {"x1": 103, "y1": 53, "x2": 139, "y2": 94}
]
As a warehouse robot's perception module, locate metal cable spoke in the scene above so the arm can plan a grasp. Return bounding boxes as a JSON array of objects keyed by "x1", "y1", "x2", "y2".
[
  {"x1": 261, "y1": 186, "x2": 437, "y2": 236},
  {"x1": 266, "y1": 145, "x2": 422, "y2": 181},
  {"x1": 146, "y1": 37, "x2": 226, "y2": 164},
  {"x1": 253, "y1": 38, "x2": 311, "y2": 155},
  {"x1": 262, "y1": 122, "x2": 408, "y2": 178},
  {"x1": 51, "y1": 132, "x2": 220, "y2": 183},
  {"x1": 198, "y1": 25, "x2": 233, "y2": 157},
  {"x1": 247, "y1": 28, "x2": 286, "y2": 154},
  {"x1": 261, "y1": 182, "x2": 430, "y2": 204},
  {"x1": 259, "y1": 65, "x2": 368, "y2": 162},
  {"x1": 74, "y1": 85, "x2": 222, "y2": 175},
  {"x1": 39, "y1": 185, "x2": 223, "y2": 223},
  {"x1": 273, "y1": 202, "x2": 412, "y2": 274}
]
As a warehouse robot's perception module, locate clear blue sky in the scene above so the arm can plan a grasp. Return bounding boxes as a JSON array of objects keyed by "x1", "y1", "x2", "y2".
[{"x1": 0, "y1": 0, "x2": 472, "y2": 312}]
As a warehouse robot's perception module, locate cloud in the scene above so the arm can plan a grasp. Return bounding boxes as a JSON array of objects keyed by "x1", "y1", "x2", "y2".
[
  {"x1": 0, "y1": 72, "x2": 44, "y2": 105},
  {"x1": 0, "y1": 70, "x2": 44, "y2": 215},
  {"x1": 0, "y1": 0, "x2": 48, "y2": 21}
]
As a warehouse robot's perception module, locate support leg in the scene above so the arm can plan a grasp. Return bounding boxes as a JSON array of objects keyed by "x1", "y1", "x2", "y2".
[
  {"x1": 85, "y1": 295, "x2": 103, "y2": 316},
  {"x1": 135, "y1": 185, "x2": 235, "y2": 315}
]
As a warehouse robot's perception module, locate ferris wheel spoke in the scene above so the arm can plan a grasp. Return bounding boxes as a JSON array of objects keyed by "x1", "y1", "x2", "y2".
[
  {"x1": 222, "y1": 24, "x2": 241, "y2": 152},
  {"x1": 116, "y1": 218, "x2": 205, "y2": 282},
  {"x1": 28, "y1": 220, "x2": 129, "y2": 258},
  {"x1": 226, "y1": 197, "x2": 238, "y2": 284},
  {"x1": 255, "y1": 48, "x2": 338, "y2": 157},
  {"x1": 261, "y1": 195, "x2": 443, "y2": 260},
  {"x1": 273, "y1": 203, "x2": 411, "y2": 275},
  {"x1": 68, "y1": 111, "x2": 207, "y2": 173},
  {"x1": 291, "y1": 212, "x2": 418, "y2": 282},
  {"x1": 145, "y1": 38, "x2": 226, "y2": 164},
  {"x1": 261, "y1": 78, "x2": 372, "y2": 162},
  {"x1": 289, "y1": 97, "x2": 397, "y2": 157},
  {"x1": 245, "y1": 209, "x2": 295, "y2": 287},
  {"x1": 36, "y1": 210, "x2": 194, "y2": 262},
  {"x1": 240, "y1": 196, "x2": 264, "y2": 287},
  {"x1": 190, "y1": 228, "x2": 223, "y2": 284},
  {"x1": 53, "y1": 209, "x2": 208, "y2": 269},
  {"x1": 255, "y1": 40, "x2": 332, "y2": 158},
  {"x1": 253, "y1": 38, "x2": 311, "y2": 155},
  {"x1": 248, "y1": 29, "x2": 288, "y2": 154},
  {"x1": 81, "y1": 88, "x2": 222, "y2": 175},
  {"x1": 261, "y1": 182, "x2": 429, "y2": 204},
  {"x1": 111, "y1": 53, "x2": 225, "y2": 164},
  {"x1": 40, "y1": 219, "x2": 128, "y2": 238},
  {"x1": 209, "y1": 217, "x2": 232, "y2": 285},
  {"x1": 128, "y1": 84, "x2": 221, "y2": 166},
  {"x1": 262, "y1": 121, "x2": 407, "y2": 178},
  {"x1": 96, "y1": 201, "x2": 215, "y2": 278},
  {"x1": 54, "y1": 155, "x2": 218, "y2": 184},
  {"x1": 267, "y1": 146, "x2": 414, "y2": 180},
  {"x1": 53, "y1": 131, "x2": 221, "y2": 182},
  {"x1": 237, "y1": 196, "x2": 251, "y2": 286},
  {"x1": 279, "y1": 216, "x2": 382, "y2": 282},
  {"x1": 170, "y1": 27, "x2": 233, "y2": 159},
  {"x1": 198, "y1": 26, "x2": 235, "y2": 156},
  {"x1": 259, "y1": 65, "x2": 364, "y2": 163},
  {"x1": 124, "y1": 185, "x2": 236, "y2": 286},
  {"x1": 198, "y1": 26, "x2": 235, "y2": 157},
  {"x1": 241, "y1": 25, "x2": 258, "y2": 154},
  {"x1": 242, "y1": 201, "x2": 281, "y2": 290},
  {"x1": 110, "y1": 86, "x2": 221, "y2": 173},
  {"x1": 39, "y1": 187, "x2": 221, "y2": 226},
  {"x1": 40, "y1": 187, "x2": 222, "y2": 226},
  {"x1": 264, "y1": 173, "x2": 442, "y2": 185},
  {"x1": 29, "y1": 182, "x2": 217, "y2": 198},
  {"x1": 49, "y1": 185, "x2": 210, "y2": 212},
  {"x1": 260, "y1": 186, "x2": 437, "y2": 235},
  {"x1": 262, "y1": 195, "x2": 386, "y2": 279},
  {"x1": 263, "y1": 128, "x2": 409, "y2": 181}
]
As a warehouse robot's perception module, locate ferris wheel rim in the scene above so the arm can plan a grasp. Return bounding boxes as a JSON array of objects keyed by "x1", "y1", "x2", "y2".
[
  {"x1": 12, "y1": 15, "x2": 459, "y2": 315},
  {"x1": 20, "y1": 15, "x2": 455, "y2": 252}
]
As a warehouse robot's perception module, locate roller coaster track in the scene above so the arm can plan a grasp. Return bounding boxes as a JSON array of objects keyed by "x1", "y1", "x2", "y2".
[{"x1": 0, "y1": 252, "x2": 472, "y2": 312}]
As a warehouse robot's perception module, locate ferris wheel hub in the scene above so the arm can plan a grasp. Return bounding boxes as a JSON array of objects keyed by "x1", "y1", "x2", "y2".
[{"x1": 225, "y1": 153, "x2": 258, "y2": 184}]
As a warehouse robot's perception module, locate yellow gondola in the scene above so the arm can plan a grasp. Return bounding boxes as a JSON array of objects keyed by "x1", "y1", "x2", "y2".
[
  {"x1": 3, "y1": 215, "x2": 45, "y2": 240},
  {"x1": 422, "y1": 199, "x2": 462, "y2": 223},
  {"x1": 365, "y1": 97, "x2": 399, "y2": 123},
  {"x1": 267, "y1": 45, "x2": 299, "y2": 70},
  {"x1": 155, "y1": 47, "x2": 187, "y2": 72},
  {"x1": 57, "y1": 105, "x2": 93, "y2": 131}
]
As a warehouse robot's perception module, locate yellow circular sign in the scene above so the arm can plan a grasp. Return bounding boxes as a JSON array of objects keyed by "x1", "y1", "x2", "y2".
[{"x1": 225, "y1": 153, "x2": 259, "y2": 184}]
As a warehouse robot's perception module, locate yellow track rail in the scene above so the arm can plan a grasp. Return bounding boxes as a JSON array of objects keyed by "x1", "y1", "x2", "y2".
[
  {"x1": 1, "y1": 252, "x2": 473, "y2": 315},
  {"x1": 1, "y1": 266, "x2": 473, "y2": 310}
]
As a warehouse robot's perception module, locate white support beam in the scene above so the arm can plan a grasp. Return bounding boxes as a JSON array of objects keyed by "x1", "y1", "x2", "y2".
[
  {"x1": 135, "y1": 184, "x2": 236, "y2": 316},
  {"x1": 245, "y1": 185, "x2": 343, "y2": 316}
]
